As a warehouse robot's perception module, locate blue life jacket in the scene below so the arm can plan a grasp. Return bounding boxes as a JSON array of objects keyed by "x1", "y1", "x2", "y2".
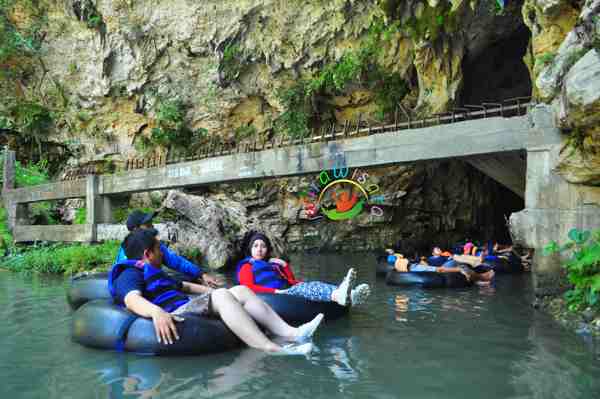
[
  {"x1": 108, "y1": 260, "x2": 189, "y2": 313},
  {"x1": 387, "y1": 255, "x2": 397, "y2": 265},
  {"x1": 427, "y1": 256, "x2": 448, "y2": 267},
  {"x1": 235, "y1": 257, "x2": 291, "y2": 289},
  {"x1": 115, "y1": 242, "x2": 203, "y2": 279}
]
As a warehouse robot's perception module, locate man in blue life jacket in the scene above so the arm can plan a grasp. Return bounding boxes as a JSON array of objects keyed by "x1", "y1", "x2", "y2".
[
  {"x1": 109, "y1": 228, "x2": 322, "y2": 353},
  {"x1": 115, "y1": 210, "x2": 221, "y2": 288}
]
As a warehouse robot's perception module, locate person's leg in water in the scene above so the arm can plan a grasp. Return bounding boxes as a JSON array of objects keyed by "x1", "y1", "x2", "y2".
[
  {"x1": 282, "y1": 268, "x2": 364, "y2": 306},
  {"x1": 211, "y1": 288, "x2": 322, "y2": 352},
  {"x1": 227, "y1": 286, "x2": 323, "y2": 340}
]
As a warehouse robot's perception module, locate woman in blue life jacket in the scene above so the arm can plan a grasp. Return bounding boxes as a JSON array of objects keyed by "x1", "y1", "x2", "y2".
[
  {"x1": 236, "y1": 233, "x2": 371, "y2": 306},
  {"x1": 115, "y1": 210, "x2": 222, "y2": 288},
  {"x1": 110, "y1": 228, "x2": 324, "y2": 355}
]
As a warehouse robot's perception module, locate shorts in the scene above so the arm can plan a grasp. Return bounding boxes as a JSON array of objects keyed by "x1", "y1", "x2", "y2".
[{"x1": 171, "y1": 293, "x2": 216, "y2": 317}]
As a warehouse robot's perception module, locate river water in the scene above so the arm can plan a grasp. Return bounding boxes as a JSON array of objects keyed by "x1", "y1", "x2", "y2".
[{"x1": 1, "y1": 252, "x2": 600, "y2": 399}]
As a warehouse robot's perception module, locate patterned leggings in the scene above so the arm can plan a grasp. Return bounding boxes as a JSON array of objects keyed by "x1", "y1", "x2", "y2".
[{"x1": 283, "y1": 281, "x2": 337, "y2": 302}]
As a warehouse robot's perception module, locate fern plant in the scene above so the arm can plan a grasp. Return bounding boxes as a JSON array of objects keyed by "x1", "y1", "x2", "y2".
[{"x1": 544, "y1": 228, "x2": 600, "y2": 311}]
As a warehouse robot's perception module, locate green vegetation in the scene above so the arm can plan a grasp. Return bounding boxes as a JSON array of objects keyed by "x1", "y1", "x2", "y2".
[
  {"x1": 5, "y1": 100, "x2": 54, "y2": 153},
  {"x1": 0, "y1": 153, "x2": 54, "y2": 255},
  {"x1": 113, "y1": 206, "x2": 178, "y2": 224},
  {"x1": 0, "y1": 240, "x2": 121, "y2": 274},
  {"x1": 74, "y1": 207, "x2": 87, "y2": 225},
  {"x1": 544, "y1": 228, "x2": 600, "y2": 312},
  {"x1": 275, "y1": 21, "x2": 409, "y2": 137},
  {"x1": 86, "y1": 14, "x2": 103, "y2": 30},
  {"x1": 0, "y1": 0, "x2": 47, "y2": 79},
  {"x1": 221, "y1": 44, "x2": 247, "y2": 84},
  {"x1": 275, "y1": 81, "x2": 311, "y2": 138},
  {"x1": 0, "y1": 152, "x2": 50, "y2": 188},
  {"x1": 492, "y1": 0, "x2": 506, "y2": 16},
  {"x1": 144, "y1": 97, "x2": 207, "y2": 152},
  {"x1": 234, "y1": 124, "x2": 257, "y2": 140},
  {"x1": 564, "y1": 127, "x2": 588, "y2": 155},
  {"x1": 383, "y1": 0, "x2": 460, "y2": 43},
  {"x1": 404, "y1": 2, "x2": 459, "y2": 43},
  {"x1": 535, "y1": 52, "x2": 556, "y2": 70},
  {"x1": 0, "y1": 204, "x2": 12, "y2": 254}
]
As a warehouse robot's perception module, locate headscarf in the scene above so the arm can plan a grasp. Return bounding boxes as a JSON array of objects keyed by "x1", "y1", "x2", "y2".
[{"x1": 246, "y1": 232, "x2": 272, "y2": 259}]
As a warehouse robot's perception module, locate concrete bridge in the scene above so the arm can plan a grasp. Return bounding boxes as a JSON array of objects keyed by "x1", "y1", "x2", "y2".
[{"x1": 2, "y1": 103, "x2": 599, "y2": 296}]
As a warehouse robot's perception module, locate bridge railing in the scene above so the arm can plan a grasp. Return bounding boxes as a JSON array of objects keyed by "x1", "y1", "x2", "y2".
[
  {"x1": 1, "y1": 97, "x2": 532, "y2": 243},
  {"x1": 124, "y1": 97, "x2": 531, "y2": 170}
]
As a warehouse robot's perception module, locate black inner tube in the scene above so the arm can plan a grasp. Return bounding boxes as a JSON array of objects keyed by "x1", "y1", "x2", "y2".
[
  {"x1": 71, "y1": 299, "x2": 242, "y2": 355},
  {"x1": 385, "y1": 271, "x2": 471, "y2": 288}
]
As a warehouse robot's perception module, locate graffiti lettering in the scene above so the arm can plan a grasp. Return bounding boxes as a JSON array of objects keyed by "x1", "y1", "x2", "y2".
[
  {"x1": 370, "y1": 206, "x2": 384, "y2": 217},
  {"x1": 369, "y1": 194, "x2": 385, "y2": 204},
  {"x1": 357, "y1": 172, "x2": 369, "y2": 185},
  {"x1": 332, "y1": 153, "x2": 348, "y2": 179},
  {"x1": 366, "y1": 184, "x2": 379, "y2": 195},
  {"x1": 319, "y1": 171, "x2": 331, "y2": 186}
]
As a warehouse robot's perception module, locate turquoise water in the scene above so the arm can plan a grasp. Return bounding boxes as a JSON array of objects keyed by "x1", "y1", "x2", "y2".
[{"x1": 1, "y1": 252, "x2": 599, "y2": 399}]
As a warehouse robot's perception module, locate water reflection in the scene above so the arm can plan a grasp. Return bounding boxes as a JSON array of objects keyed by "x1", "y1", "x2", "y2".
[
  {"x1": 2, "y1": 257, "x2": 600, "y2": 399},
  {"x1": 510, "y1": 313, "x2": 600, "y2": 398},
  {"x1": 91, "y1": 347, "x2": 273, "y2": 399}
]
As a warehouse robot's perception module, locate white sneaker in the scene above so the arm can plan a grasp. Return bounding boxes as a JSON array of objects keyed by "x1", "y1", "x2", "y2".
[
  {"x1": 350, "y1": 284, "x2": 370, "y2": 306},
  {"x1": 332, "y1": 268, "x2": 356, "y2": 307},
  {"x1": 276, "y1": 342, "x2": 314, "y2": 356},
  {"x1": 295, "y1": 313, "x2": 324, "y2": 341}
]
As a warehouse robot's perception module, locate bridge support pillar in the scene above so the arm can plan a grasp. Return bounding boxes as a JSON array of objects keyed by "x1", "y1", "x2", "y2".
[
  {"x1": 85, "y1": 175, "x2": 99, "y2": 242},
  {"x1": 97, "y1": 196, "x2": 114, "y2": 224},
  {"x1": 1, "y1": 150, "x2": 27, "y2": 233},
  {"x1": 510, "y1": 105, "x2": 600, "y2": 296}
]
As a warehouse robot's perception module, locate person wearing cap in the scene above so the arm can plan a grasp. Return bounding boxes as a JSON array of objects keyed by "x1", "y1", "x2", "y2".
[
  {"x1": 115, "y1": 210, "x2": 221, "y2": 288},
  {"x1": 236, "y1": 232, "x2": 371, "y2": 307},
  {"x1": 109, "y1": 228, "x2": 323, "y2": 354}
]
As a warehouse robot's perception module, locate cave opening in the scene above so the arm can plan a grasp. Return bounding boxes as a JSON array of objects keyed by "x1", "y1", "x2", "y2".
[{"x1": 460, "y1": 24, "x2": 532, "y2": 105}]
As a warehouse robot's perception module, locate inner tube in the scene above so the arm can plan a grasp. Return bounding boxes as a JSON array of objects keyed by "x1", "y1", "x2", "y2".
[
  {"x1": 258, "y1": 293, "x2": 348, "y2": 326},
  {"x1": 484, "y1": 256, "x2": 524, "y2": 274},
  {"x1": 71, "y1": 299, "x2": 241, "y2": 355},
  {"x1": 67, "y1": 272, "x2": 110, "y2": 310},
  {"x1": 385, "y1": 270, "x2": 471, "y2": 288},
  {"x1": 67, "y1": 271, "x2": 196, "y2": 310},
  {"x1": 67, "y1": 274, "x2": 349, "y2": 324}
]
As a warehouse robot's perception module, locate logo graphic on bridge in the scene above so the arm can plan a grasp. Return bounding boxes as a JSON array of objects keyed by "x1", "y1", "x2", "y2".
[{"x1": 300, "y1": 154, "x2": 384, "y2": 221}]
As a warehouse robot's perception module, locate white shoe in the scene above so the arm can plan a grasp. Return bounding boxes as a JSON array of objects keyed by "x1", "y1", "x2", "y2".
[
  {"x1": 276, "y1": 342, "x2": 314, "y2": 356},
  {"x1": 350, "y1": 284, "x2": 370, "y2": 306},
  {"x1": 332, "y1": 268, "x2": 356, "y2": 307},
  {"x1": 295, "y1": 313, "x2": 324, "y2": 341}
]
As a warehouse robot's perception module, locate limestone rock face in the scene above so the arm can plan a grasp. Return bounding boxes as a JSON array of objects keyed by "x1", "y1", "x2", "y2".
[
  {"x1": 1, "y1": 0, "x2": 531, "y2": 162},
  {"x1": 162, "y1": 190, "x2": 277, "y2": 269},
  {"x1": 535, "y1": 29, "x2": 587, "y2": 101},
  {"x1": 526, "y1": 0, "x2": 600, "y2": 185},
  {"x1": 563, "y1": 50, "x2": 600, "y2": 128},
  {"x1": 555, "y1": 125, "x2": 600, "y2": 185}
]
